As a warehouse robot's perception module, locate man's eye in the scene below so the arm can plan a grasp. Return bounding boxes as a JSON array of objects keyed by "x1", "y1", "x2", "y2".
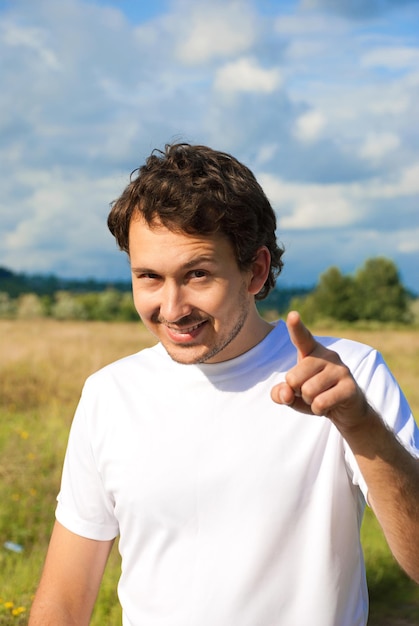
[
  {"x1": 137, "y1": 273, "x2": 160, "y2": 281},
  {"x1": 190, "y1": 270, "x2": 208, "y2": 279}
]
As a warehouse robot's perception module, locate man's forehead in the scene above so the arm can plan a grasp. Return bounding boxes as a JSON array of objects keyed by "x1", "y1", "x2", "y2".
[
  {"x1": 130, "y1": 214, "x2": 231, "y2": 249},
  {"x1": 129, "y1": 219, "x2": 236, "y2": 266}
]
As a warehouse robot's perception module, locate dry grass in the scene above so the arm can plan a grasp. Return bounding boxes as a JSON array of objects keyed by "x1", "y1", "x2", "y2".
[
  {"x1": 0, "y1": 320, "x2": 156, "y2": 414},
  {"x1": 0, "y1": 320, "x2": 155, "y2": 624},
  {"x1": 0, "y1": 319, "x2": 418, "y2": 624}
]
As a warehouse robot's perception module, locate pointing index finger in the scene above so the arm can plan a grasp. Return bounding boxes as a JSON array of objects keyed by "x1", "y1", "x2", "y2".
[{"x1": 287, "y1": 311, "x2": 317, "y2": 359}]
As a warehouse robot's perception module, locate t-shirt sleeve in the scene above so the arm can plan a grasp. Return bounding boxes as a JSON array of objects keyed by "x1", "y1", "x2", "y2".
[
  {"x1": 55, "y1": 390, "x2": 120, "y2": 541},
  {"x1": 343, "y1": 347, "x2": 419, "y2": 501}
]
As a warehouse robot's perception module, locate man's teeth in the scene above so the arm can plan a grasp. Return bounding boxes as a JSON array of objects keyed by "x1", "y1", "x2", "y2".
[{"x1": 170, "y1": 322, "x2": 203, "y2": 334}]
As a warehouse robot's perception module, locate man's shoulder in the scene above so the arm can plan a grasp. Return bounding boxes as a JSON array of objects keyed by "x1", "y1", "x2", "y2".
[
  {"x1": 85, "y1": 342, "x2": 163, "y2": 386},
  {"x1": 268, "y1": 320, "x2": 376, "y2": 368},
  {"x1": 315, "y1": 334, "x2": 378, "y2": 373},
  {"x1": 316, "y1": 334, "x2": 374, "y2": 355}
]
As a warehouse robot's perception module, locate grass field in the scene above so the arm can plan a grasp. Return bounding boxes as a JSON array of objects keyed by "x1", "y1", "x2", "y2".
[{"x1": 0, "y1": 318, "x2": 418, "y2": 624}]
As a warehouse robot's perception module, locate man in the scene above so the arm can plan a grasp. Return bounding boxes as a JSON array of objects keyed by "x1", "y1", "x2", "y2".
[{"x1": 29, "y1": 143, "x2": 419, "y2": 626}]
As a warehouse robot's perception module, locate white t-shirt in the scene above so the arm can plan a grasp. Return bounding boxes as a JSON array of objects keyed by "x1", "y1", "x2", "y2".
[{"x1": 56, "y1": 321, "x2": 419, "y2": 626}]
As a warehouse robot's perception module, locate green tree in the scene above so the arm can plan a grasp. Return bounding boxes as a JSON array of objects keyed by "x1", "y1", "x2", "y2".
[
  {"x1": 76, "y1": 290, "x2": 137, "y2": 321},
  {"x1": 118, "y1": 292, "x2": 138, "y2": 321},
  {"x1": 354, "y1": 257, "x2": 411, "y2": 322},
  {"x1": 291, "y1": 266, "x2": 357, "y2": 323},
  {"x1": 310, "y1": 266, "x2": 357, "y2": 322},
  {"x1": 0, "y1": 292, "x2": 17, "y2": 318},
  {"x1": 17, "y1": 293, "x2": 45, "y2": 319},
  {"x1": 290, "y1": 257, "x2": 411, "y2": 324},
  {"x1": 51, "y1": 291, "x2": 87, "y2": 320},
  {"x1": 95, "y1": 289, "x2": 126, "y2": 321}
]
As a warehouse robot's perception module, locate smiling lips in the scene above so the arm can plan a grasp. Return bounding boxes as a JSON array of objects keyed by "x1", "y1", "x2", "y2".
[{"x1": 164, "y1": 320, "x2": 208, "y2": 343}]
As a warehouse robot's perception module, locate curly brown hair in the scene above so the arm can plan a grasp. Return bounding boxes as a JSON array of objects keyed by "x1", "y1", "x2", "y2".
[{"x1": 108, "y1": 143, "x2": 284, "y2": 299}]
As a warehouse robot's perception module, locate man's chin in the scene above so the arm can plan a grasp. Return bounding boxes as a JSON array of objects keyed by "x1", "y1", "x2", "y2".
[
  {"x1": 164, "y1": 340, "x2": 228, "y2": 365},
  {"x1": 164, "y1": 344, "x2": 208, "y2": 365}
]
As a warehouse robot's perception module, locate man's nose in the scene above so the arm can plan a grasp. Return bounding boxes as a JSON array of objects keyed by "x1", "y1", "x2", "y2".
[{"x1": 159, "y1": 281, "x2": 192, "y2": 322}]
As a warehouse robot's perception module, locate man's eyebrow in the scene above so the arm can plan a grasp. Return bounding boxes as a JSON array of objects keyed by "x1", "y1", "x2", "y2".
[
  {"x1": 130, "y1": 255, "x2": 217, "y2": 274},
  {"x1": 182, "y1": 255, "x2": 217, "y2": 269},
  {"x1": 130, "y1": 266, "x2": 157, "y2": 274}
]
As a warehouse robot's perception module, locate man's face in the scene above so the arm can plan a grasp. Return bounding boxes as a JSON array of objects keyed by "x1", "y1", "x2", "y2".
[{"x1": 129, "y1": 216, "x2": 259, "y2": 364}]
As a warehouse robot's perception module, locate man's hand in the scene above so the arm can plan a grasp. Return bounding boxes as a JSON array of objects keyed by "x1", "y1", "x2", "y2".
[{"x1": 270, "y1": 311, "x2": 370, "y2": 434}]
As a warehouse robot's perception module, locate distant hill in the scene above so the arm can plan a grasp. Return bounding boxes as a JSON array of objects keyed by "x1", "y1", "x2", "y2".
[
  {"x1": 258, "y1": 284, "x2": 312, "y2": 314},
  {"x1": 0, "y1": 266, "x2": 132, "y2": 298}
]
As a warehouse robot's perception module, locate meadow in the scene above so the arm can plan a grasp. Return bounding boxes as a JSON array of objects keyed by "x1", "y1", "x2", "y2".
[{"x1": 0, "y1": 318, "x2": 418, "y2": 625}]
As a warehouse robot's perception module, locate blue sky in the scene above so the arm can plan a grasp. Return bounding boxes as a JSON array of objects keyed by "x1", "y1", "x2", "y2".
[{"x1": 1, "y1": 0, "x2": 418, "y2": 292}]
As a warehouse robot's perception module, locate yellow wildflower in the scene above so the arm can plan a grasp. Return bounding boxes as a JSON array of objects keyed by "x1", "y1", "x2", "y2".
[{"x1": 12, "y1": 606, "x2": 26, "y2": 616}]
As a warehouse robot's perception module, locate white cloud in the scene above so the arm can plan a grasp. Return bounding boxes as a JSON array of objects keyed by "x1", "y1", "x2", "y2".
[
  {"x1": 258, "y1": 174, "x2": 356, "y2": 229},
  {"x1": 254, "y1": 143, "x2": 280, "y2": 166},
  {"x1": 365, "y1": 162, "x2": 419, "y2": 198},
  {"x1": 398, "y1": 163, "x2": 419, "y2": 195},
  {"x1": 174, "y1": 0, "x2": 256, "y2": 64},
  {"x1": 367, "y1": 96, "x2": 409, "y2": 116},
  {"x1": 275, "y1": 10, "x2": 348, "y2": 69},
  {"x1": 275, "y1": 12, "x2": 346, "y2": 36},
  {"x1": 361, "y1": 46, "x2": 419, "y2": 70},
  {"x1": 214, "y1": 57, "x2": 282, "y2": 94},
  {"x1": 3, "y1": 167, "x2": 124, "y2": 277},
  {"x1": 259, "y1": 160, "x2": 419, "y2": 233},
  {"x1": 285, "y1": 38, "x2": 329, "y2": 61},
  {"x1": 293, "y1": 110, "x2": 326, "y2": 143},
  {"x1": 397, "y1": 230, "x2": 419, "y2": 254},
  {"x1": 0, "y1": 0, "x2": 418, "y2": 291},
  {"x1": 1, "y1": 20, "x2": 61, "y2": 70},
  {"x1": 359, "y1": 132, "x2": 400, "y2": 161}
]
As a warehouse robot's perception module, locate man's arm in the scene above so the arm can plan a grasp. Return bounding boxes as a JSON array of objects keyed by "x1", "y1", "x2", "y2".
[
  {"x1": 29, "y1": 521, "x2": 115, "y2": 626},
  {"x1": 339, "y1": 404, "x2": 419, "y2": 583},
  {"x1": 271, "y1": 311, "x2": 419, "y2": 583}
]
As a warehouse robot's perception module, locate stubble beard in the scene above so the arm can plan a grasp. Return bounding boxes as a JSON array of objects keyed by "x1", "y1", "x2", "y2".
[{"x1": 164, "y1": 287, "x2": 251, "y2": 365}]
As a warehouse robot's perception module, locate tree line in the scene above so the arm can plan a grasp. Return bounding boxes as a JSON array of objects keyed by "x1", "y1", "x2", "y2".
[
  {"x1": 288, "y1": 257, "x2": 414, "y2": 324},
  {"x1": 0, "y1": 257, "x2": 415, "y2": 323},
  {"x1": 0, "y1": 288, "x2": 138, "y2": 321}
]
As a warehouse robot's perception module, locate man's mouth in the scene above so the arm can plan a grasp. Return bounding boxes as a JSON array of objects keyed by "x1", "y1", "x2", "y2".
[
  {"x1": 167, "y1": 321, "x2": 205, "y2": 334},
  {"x1": 164, "y1": 320, "x2": 208, "y2": 342}
]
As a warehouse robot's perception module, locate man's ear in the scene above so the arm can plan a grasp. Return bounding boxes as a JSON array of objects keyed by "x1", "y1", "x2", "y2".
[{"x1": 248, "y1": 246, "x2": 271, "y2": 295}]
